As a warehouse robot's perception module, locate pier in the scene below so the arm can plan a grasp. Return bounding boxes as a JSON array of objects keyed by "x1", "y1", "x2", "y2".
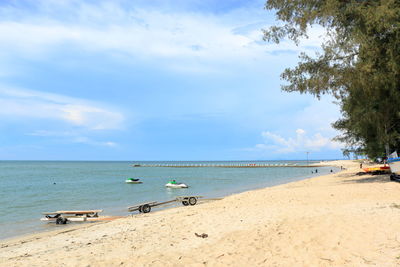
[{"x1": 132, "y1": 163, "x2": 325, "y2": 168}]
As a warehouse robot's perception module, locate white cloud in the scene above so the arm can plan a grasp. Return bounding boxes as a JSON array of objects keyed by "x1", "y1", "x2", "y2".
[
  {"x1": 0, "y1": 87, "x2": 124, "y2": 130},
  {"x1": 72, "y1": 136, "x2": 118, "y2": 147},
  {"x1": 27, "y1": 130, "x2": 76, "y2": 137},
  {"x1": 0, "y1": 1, "x2": 326, "y2": 73},
  {"x1": 27, "y1": 130, "x2": 118, "y2": 147},
  {"x1": 255, "y1": 128, "x2": 343, "y2": 154}
]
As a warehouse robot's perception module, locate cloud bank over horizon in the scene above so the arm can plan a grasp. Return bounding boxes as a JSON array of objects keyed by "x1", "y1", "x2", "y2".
[{"x1": 255, "y1": 128, "x2": 343, "y2": 154}]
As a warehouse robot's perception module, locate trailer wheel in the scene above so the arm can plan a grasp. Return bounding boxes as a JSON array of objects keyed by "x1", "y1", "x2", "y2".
[
  {"x1": 142, "y1": 204, "x2": 151, "y2": 213},
  {"x1": 56, "y1": 217, "x2": 67, "y2": 225},
  {"x1": 182, "y1": 200, "x2": 189, "y2": 206},
  {"x1": 138, "y1": 206, "x2": 143, "y2": 213},
  {"x1": 188, "y1": 197, "x2": 197, "y2": 205}
]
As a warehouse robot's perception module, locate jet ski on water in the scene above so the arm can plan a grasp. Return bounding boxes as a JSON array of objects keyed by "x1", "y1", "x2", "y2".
[
  {"x1": 165, "y1": 180, "x2": 188, "y2": 188},
  {"x1": 125, "y1": 178, "x2": 143, "y2": 184}
]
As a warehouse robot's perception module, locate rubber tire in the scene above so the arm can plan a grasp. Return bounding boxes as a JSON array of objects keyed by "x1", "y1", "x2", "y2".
[
  {"x1": 188, "y1": 197, "x2": 197, "y2": 206},
  {"x1": 138, "y1": 206, "x2": 143, "y2": 213},
  {"x1": 182, "y1": 200, "x2": 189, "y2": 206},
  {"x1": 56, "y1": 217, "x2": 67, "y2": 225},
  {"x1": 142, "y1": 204, "x2": 151, "y2": 213}
]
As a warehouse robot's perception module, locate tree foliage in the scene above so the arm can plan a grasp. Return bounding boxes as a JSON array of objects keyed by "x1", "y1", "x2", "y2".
[{"x1": 264, "y1": 0, "x2": 400, "y2": 159}]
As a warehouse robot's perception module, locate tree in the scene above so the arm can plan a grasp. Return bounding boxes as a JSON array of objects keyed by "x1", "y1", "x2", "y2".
[{"x1": 263, "y1": 0, "x2": 400, "y2": 159}]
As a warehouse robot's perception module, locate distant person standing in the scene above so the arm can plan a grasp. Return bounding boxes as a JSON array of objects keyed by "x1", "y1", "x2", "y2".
[{"x1": 360, "y1": 163, "x2": 363, "y2": 169}]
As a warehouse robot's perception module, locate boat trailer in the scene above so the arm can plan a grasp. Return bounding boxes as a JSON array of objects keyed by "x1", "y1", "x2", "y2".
[
  {"x1": 41, "y1": 210, "x2": 103, "y2": 224},
  {"x1": 128, "y1": 196, "x2": 202, "y2": 214}
]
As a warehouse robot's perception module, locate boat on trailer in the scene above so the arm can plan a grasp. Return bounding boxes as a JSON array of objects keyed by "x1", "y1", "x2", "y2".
[{"x1": 41, "y1": 210, "x2": 103, "y2": 224}]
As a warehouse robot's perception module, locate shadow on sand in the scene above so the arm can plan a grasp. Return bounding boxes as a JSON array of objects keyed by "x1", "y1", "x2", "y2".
[{"x1": 341, "y1": 173, "x2": 391, "y2": 184}]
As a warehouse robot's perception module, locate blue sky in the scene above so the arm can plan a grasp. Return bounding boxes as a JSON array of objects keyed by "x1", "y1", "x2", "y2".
[{"x1": 0, "y1": 0, "x2": 344, "y2": 160}]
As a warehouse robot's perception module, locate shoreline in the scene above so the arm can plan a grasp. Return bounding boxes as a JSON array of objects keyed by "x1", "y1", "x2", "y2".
[
  {"x1": 0, "y1": 160, "x2": 351, "y2": 242},
  {"x1": 0, "y1": 165, "x2": 333, "y2": 243},
  {"x1": 0, "y1": 162, "x2": 336, "y2": 241},
  {"x1": 2, "y1": 159, "x2": 400, "y2": 266}
]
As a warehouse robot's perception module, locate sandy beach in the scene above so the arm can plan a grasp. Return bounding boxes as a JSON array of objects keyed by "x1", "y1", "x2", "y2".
[{"x1": 1, "y1": 160, "x2": 400, "y2": 266}]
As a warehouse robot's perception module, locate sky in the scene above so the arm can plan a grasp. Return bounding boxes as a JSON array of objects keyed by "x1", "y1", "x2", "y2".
[{"x1": 0, "y1": 0, "x2": 344, "y2": 161}]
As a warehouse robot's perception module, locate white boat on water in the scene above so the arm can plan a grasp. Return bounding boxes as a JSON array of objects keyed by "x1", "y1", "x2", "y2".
[
  {"x1": 388, "y1": 151, "x2": 400, "y2": 175},
  {"x1": 125, "y1": 178, "x2": 143, "y2": 184},
  {"x1": 165, "y1": 180, "x2": 188, "y2": 188}
]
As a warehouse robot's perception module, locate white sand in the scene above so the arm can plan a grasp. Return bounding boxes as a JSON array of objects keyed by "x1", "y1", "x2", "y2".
[{"x1": 1, "y1": 160, "x2": 400, "y2": 266}]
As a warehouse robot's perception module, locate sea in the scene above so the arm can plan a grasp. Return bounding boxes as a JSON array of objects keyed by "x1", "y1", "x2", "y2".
[{"x1": 0, "y1": 160, "x2": 338, "y2": 240}]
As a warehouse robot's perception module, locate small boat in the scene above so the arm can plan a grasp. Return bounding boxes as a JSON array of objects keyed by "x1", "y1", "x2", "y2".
[
  {"x1": 363, "y1": 166, "x2": 390, "y2": 174},
  {"x1": 165, "y1": 180, "x2": 188, "y2": 188},
  {"x1": 388, "y1": 151, "x2": 400, "y2": 174},
  {"x1": 41, "y1": 210, "x2": 103, "y2": 224},
  {"x1": 125, "y1": 178, "x2": 143, "y2": 184},
  {"x1": 388, "y1": 151, "x2": 400, "y2": 182}
]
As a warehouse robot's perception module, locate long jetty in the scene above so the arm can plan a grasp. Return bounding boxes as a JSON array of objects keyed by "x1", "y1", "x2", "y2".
[{"x1": 132, "y1": 163, "x2": 325, "y2": 168}]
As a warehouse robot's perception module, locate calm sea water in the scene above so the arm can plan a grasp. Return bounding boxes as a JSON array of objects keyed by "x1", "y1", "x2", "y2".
[{"x1": 0, "y1": 160, "x2": 337, "y2": 240}]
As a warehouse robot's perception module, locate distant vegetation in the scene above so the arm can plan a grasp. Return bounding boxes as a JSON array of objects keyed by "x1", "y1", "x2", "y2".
[{"x1": 264, "y1": 0, "x2": 400, "y2": 159}]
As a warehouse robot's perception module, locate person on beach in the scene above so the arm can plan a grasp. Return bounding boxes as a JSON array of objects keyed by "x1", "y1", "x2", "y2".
[{"x1": 360, "y1": 163, "x2": 363, "y2": 169}]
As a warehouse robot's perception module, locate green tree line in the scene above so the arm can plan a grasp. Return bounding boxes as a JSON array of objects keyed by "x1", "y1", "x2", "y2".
[{"x1": 264, "y1": 0, "x2": 400, "y2": 159}]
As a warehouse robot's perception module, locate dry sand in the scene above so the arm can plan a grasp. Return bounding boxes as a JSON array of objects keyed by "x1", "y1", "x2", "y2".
[{"x1": 1, "y1": 160, "x2": 400, "y2": 266}]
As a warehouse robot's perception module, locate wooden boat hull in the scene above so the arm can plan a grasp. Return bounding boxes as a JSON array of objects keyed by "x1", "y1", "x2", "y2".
[{"x1": 41, "y1": 216, "x2": 121, "y2": 223}]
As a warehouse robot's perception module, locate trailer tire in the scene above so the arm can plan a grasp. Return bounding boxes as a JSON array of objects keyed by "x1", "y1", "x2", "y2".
[
  {"x1": 188, "y1": 197, "x2": 197, "y2": 205},
  {"x1": 182, "y1": 200, "x2": 189, "y2": 206},
  {"x1": 142, "y1": 204, "x2": 151, "y2": 213},
  {"x1": 56, "y1": 217, "x2": 67, "y2": 225},
  {"x1": 138, "y1": 206, "x2": 143, "y2": 213}
]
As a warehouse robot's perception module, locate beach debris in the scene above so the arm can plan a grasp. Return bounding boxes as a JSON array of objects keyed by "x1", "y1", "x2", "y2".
[
  {"x1": 390, "y1": 203, "x2": 400, "y2": 209},
  {"x1": 195, "y1": 233, "x2": 208, "y2": 238}
]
